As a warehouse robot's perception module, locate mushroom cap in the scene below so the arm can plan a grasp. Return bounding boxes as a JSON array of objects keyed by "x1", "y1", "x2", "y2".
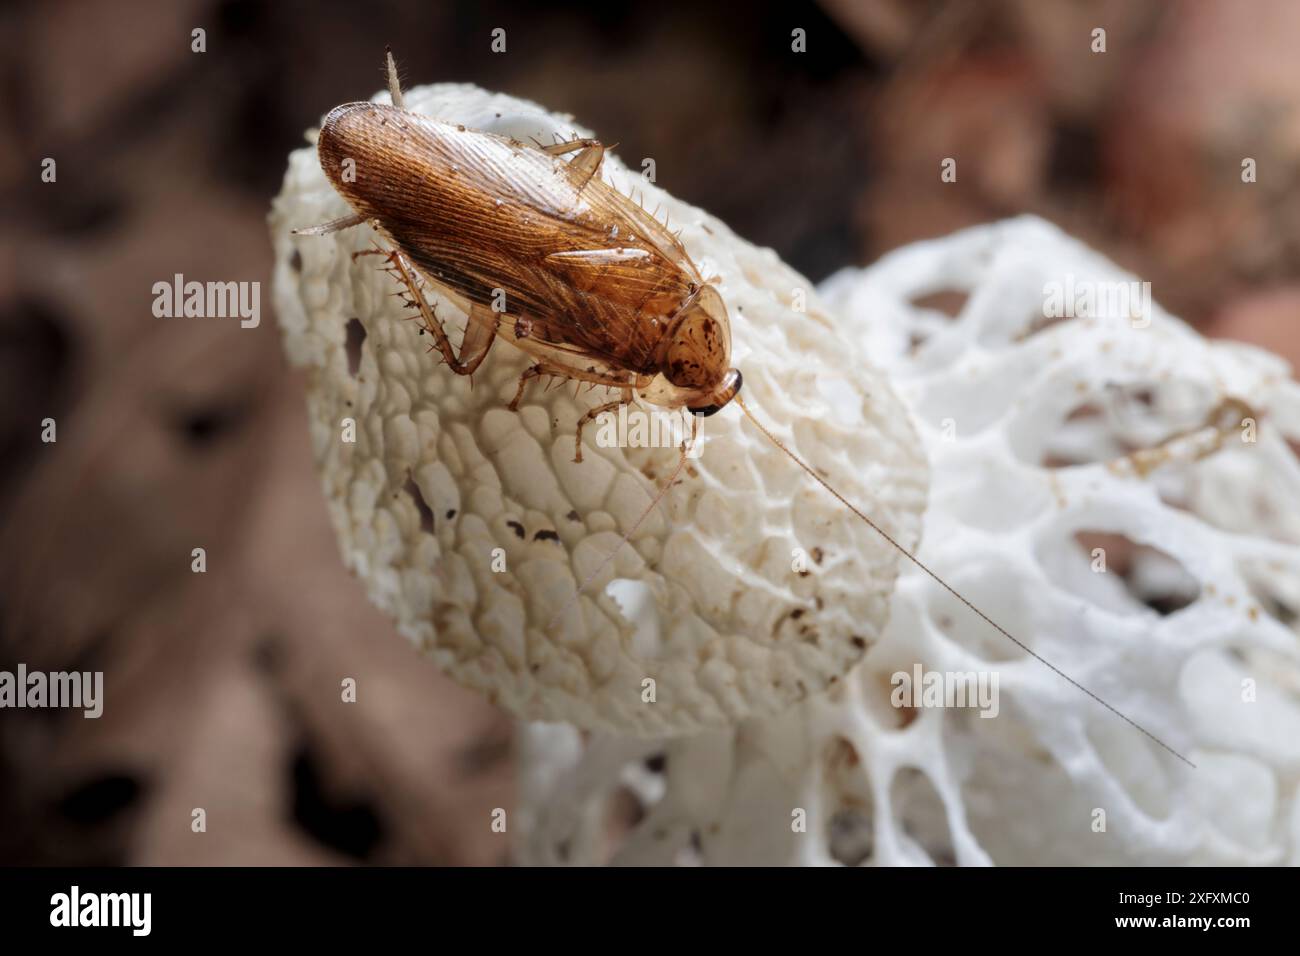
[{"x1": 269, "y1": 83, "x2": 928, "y2": 736}]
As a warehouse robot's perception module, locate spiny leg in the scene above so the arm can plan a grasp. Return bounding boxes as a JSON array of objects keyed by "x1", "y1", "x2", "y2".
[
  {"x1": 510, "y1": 360, "x2": 631, "y2": 407},
  {"x1": 385, "y1": 48, "x2": 404, "y2": 109},
  {"x1": 540, "y1": 137, "x2": 607, "y2": 190},
  {"x1": 539, "y1": 136, "x2": 602, "y2": 157},
  {"x1": 573, "y1": 389, "x2": 635, "y2": 464},
  {"x1": 363, "y1": 246, "x2": 495, "y2": 375},
  {"x1": 507, "y1": 360, "x2": 636, "y2": 462},
  {"x1": 509, "y1": 365, "x2": 545, "y2": 411}
]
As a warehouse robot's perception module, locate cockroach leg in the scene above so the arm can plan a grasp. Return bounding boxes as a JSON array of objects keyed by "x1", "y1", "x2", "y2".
[
  {"x1": 510, "y1": 360, "x2": 630, "y2": 406},
  {"x1": 573, "y1": 389, "x2": 635, "y2": 463},
  {"x1": 539, "y1": 137, "x2": 602, "y2": 158},
  {"x1": 379, "y1": 247, "x2": 496, "y2": 375},
  {"x1": 508, "y1": 365, "x2": 545, "y2": 411},
  {"x1": 566, "y1": 146, "x2": 605, "y2": 190},
  {"x1": 540, "y1": 138, "x2": 606, "y2": 190},
  {"x1": 293, "y1": 213, "x2": 367, "y2": 236},
  {"x1": 385, "y1": 48, "x2": 404, "y2": 109},
  {"x1": 507, "y1": 360, "x2": 635, "y2": 461},
  {"x1": 458, "y1": 303, "x2": 499, "y2": 377}
]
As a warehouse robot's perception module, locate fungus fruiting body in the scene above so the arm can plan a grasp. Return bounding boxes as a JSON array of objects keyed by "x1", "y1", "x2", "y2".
[{"x1": 270, "y1": 83, "x2": 928, "y2": 736}]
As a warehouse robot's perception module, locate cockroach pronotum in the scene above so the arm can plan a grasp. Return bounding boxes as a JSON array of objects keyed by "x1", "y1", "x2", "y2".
[{"x1": 296, "y1": 52, "x2": 1189, "y2": 765}]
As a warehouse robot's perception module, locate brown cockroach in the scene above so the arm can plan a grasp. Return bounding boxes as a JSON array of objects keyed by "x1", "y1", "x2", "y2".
[
  {"x1": 305, "y1": 54, "x2": 741, "y2": 466},
  {"x1": 297, "y1": 52, "x2": 1191, "y2": 766}
]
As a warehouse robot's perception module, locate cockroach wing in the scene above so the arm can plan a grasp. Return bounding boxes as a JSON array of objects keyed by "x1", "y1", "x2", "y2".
[{"x1": 317, "y1": 103, "x2": 706, "y2": 379}]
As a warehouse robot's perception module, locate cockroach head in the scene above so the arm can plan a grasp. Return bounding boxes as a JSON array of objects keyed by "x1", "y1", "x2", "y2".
[{"x1": 647, "y1": 284, "x2": 743, "y2": 415}]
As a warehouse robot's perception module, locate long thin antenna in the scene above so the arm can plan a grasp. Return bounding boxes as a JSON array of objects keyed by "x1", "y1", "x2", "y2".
[{"x1": 733, "y1": 393, "x2": 1196, "y2": 770}]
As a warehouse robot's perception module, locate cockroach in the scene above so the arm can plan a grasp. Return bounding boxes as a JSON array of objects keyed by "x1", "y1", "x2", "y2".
[
  {"x1": 302, "y1": 52, "x2": 741, "y2": 466},
  {"x1": 297, "y1": 52, "x2": 1191, "y2": 766}
]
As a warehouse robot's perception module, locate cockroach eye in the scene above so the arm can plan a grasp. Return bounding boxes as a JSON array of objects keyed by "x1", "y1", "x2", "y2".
[
  {"x1": 688, "y1": 369, "x2": 743, "y2": 417},
  {"x1": 688, "y1": 402, "x2": 724, "y2": 417}
]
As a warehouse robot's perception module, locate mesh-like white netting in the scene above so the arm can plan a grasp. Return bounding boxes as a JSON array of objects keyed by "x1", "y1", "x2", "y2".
[{"x1": 515, "y1": 217, "x2": 1300, "y2": 866}]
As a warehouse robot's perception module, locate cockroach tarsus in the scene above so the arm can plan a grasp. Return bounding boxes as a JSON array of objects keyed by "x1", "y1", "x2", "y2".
[{"x1": 295, "y1": 51, "x2": 1194, "y2": 767}]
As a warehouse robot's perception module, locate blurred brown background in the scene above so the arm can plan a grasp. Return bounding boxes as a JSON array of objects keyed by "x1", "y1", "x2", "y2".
[{"x1": 1, "y1": 0, "x2": 1297, "y2": 865}]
